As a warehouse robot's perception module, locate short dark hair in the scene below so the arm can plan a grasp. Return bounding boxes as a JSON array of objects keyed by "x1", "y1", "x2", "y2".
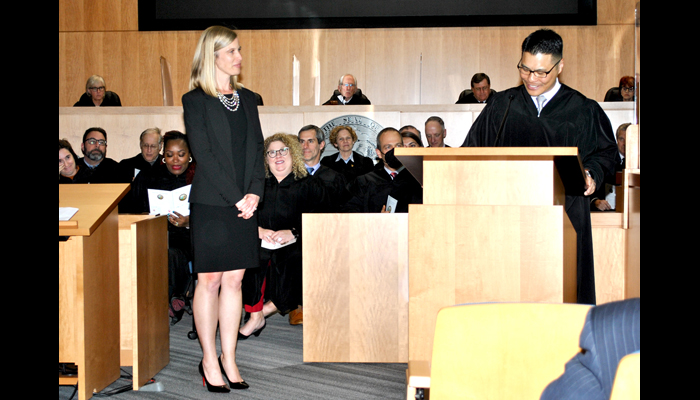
[
  {"x1": 376, "y1": 127, "x2": 400, "y2": 149},
  {"x1": 82, "y1": 127, "x2": 107, "y2": 142},
  {"x1": 298, "y1": 124, "x2": 324, "y2": 143},
  {"x1": 471, "y1": 73, "x2": 491, "y2": 87},
  {"x1": 521, "y1": 29, "x2": 563, "y2": 59},
  {"x1": 163, "y1": 130, "x2": 189, "y2": 152},
  {"x1": 298, "y1": 124, "x2": 325, "y2": 156}
]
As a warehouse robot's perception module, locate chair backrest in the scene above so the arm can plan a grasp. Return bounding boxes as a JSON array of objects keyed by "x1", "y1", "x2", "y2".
[
  {"x1": 160, "y1": 56, "x2": 174, "y2": 106},
  {"x1": 609, "y1": 353, "x2": 640, "y2": 400},
  {"x1": 429, "y1": 303, "x2": 592, "y2": 400},
  {"x1": 604, "y1": 87, "x2": 623, "y2": 102}
]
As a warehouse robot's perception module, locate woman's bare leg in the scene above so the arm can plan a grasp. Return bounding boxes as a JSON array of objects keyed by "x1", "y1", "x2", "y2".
[
  {"x1": 193, "y1": 271, "x2": 226, "y2": 386},
  {"x1": 219, "y1": 269, "x2": 246, "y2": 383},
  {"x1": 239, "y1": 300, "x2": 277, "y2": 336}
]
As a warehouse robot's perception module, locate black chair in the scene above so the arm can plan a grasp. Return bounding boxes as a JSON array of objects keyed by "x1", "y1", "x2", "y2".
[{"x1": 604, "y1": 87, "x2": 624, "y2": 102}]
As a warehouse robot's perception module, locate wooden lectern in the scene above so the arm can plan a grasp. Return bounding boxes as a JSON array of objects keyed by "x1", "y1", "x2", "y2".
[
  {"x1": 59, "y1": 184, "x2": 129, "y2": 400},
  {"x1": 395, "y1": 147, "x2": 582, "y2": 362}
]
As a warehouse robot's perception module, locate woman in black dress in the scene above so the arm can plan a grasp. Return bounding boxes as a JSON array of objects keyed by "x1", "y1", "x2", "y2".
[
  {"x1": 182, "y1": 26, "x2": 265, "y2": 393},
  {"x1": 128, "y1": 131, "x2": 196, "y2": 325},
  {"x1": 238, "y1": 134, "x2": 327, "y2": 338}
]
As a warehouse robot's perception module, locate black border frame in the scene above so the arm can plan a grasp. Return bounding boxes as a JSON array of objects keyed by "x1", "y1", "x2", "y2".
[{"x1": 138, "y1": 0, "x2": 596, "y2": 31}]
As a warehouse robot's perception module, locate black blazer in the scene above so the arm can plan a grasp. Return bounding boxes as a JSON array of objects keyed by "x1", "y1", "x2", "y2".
[{"x1": 182, "y1": 87, "x2": 265, "y2": 207}]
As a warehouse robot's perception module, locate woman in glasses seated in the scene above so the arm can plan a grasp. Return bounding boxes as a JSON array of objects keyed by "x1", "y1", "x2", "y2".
[
  {"x1": 73, "y1": 75, "x2": 122, "y2": 107},
  {"x1": 604, "y1": 75, "x2": 635, "y2": 102},
  {"x1": 238, "y1": 133, "x2": 327, "y2": 339}
]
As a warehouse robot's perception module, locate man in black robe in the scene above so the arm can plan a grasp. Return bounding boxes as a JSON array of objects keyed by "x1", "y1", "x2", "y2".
[
  {"x1": 343, "y1": 128, "x2": 422, "y2": 213},
  {"x1": 462, "y1": 29, "x2": 620, "y2": 305},
  {"x1": 298, "y1": 124, "x2": 350, "y2": 211},
  {"x1": 74, "y1": 127, "x2": 128, "y2": 184}
]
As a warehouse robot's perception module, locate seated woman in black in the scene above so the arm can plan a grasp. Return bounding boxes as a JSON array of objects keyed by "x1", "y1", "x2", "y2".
[
  {"x1": 130, "y1": 130, "x2": 196, "y2": 325},
  {"x1": 320, "y1": 125, "x2": 375, "y2": 183},
  {"x1": 74, "y1": 75, "x2": 122, "y2": 107},
  {"x1": 238, "y1": 133, "x2": 327, "y2": 338}
]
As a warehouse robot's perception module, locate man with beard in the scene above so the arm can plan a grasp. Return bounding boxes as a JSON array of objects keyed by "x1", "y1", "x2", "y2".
[
  {"x1": 74, "y1": 127, "x2": 125, "y2": 183},
  {"x1": 343, "y1": 128, "x2": 422, "y2": 213}
]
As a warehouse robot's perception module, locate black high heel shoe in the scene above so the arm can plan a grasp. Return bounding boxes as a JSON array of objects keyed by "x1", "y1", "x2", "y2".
[
  {"x1": 218, "y1": 356, "x2": 250, "y2": 389},
  {"x1": 199, "y1": 360, "x2": 230, "y2": 393},
  {"x1": 237, "y1": 321, "x2": 266, "y2": 341}
]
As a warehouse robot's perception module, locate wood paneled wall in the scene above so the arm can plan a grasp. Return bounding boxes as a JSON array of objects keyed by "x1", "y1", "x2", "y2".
[{"x1": 59, "y1": 0, "x2": 637, "y2": 107}]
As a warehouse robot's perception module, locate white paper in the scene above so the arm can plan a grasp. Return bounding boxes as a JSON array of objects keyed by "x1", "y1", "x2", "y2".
[
  {"x1": 385, "y1": 195, "x2": 398, "y2": 213},
  {"x1": 261, "y1": 236, "x2": 297, "y2": 250},
  {"x1": 148, "y1": 185, "x2": 191, "y2": 216},
  {"x1": 59, "y1": 207, "x2": 79, "y2": 221}
]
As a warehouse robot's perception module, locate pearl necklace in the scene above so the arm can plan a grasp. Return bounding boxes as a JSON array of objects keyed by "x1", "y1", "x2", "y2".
[{"x1": 217, "y1": 90, "x2": 240, "y2": 112}]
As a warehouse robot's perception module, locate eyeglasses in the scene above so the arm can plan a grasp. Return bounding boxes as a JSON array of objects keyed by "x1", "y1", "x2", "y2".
[
  {"x1": 621, "y1": 86, "x2": 635, "y2": 92},
  {"x1": 266, "y1": 147, "x2": 289, "y2": 158},
  {"x1": 141, "y1": 143, "x2": 161, "y2": 151},
  {"x1": 341, "y1": 83, "x2": 355, "y2": 88},
  {"x1": 88, "y1": 86, "x2": 106, "y2": 91},
  {"x1": 517, "y1": 58, "x2": 561, "y2": 79},
  {"x1": 85, "y1": 138, "x2": 107, "y2": 146}
]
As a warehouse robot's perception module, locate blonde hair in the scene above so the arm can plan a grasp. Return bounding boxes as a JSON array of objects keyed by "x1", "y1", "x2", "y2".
[
  {"x1": 329, "y1": 125, "x2": 358, "y2": 146},
  {"x1": 263, "y1": 133, "x2": 308, "y2": 180},
  {"x1": 189, "y1": 26, "x2": 240, "y2": 97}
]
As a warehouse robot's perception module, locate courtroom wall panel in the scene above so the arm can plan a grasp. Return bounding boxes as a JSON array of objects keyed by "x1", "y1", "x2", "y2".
[{"x1": 59, "y1": 0, "x2": 638, "y2": 107}]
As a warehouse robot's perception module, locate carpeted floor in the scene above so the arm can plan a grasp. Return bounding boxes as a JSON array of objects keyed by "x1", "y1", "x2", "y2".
[{"x1": 59, "y1": 312, "x2": 408, "y2": 399}]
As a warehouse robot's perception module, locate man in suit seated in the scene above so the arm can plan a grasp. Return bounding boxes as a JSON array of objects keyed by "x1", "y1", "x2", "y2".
[
  {"x1": 425, "y1": 116, "x2": 450, "y2": 148},
  {"x1": 297, "y1": 124, "x2": 349, "y2": 211},
  {"x1": 74, "y1": 127, "x2": 126, "y2": 184},
  {"x1": 456, "y1": 73, "x2": 496, "y2": 104},
  {"x1": 541, "y1": 298, "x2": 640, "y2": 400},
  {"x1": 322, "y1": 74, "x2": 371, "y2": 105},
  {"x1": 343, "y1": 128, "x2": 422, "y2": 213}
]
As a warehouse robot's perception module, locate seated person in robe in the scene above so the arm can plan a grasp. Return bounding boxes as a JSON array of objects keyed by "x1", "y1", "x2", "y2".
[
  {"x1": 322, "y1": 74, "x2": 371, "y2": 105},
  {"x1": 343, "y1": 128, "x2": 422, "y2": 213}
]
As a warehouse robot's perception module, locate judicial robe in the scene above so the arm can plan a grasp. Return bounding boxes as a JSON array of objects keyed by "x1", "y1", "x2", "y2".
[
  {"x1": 243, "y1": 173, "x2": 328, "y2": 315},
  {"x1": 311, "y1": 165, "x2": 351, "y2": 211},
  {"x1": 343, "y1": 167, "x2": 423, "y2": 213},
  {"x1": 320, "y1": 151, "x2": 375, "y2": 183},
  {"x1": 463, "y1": 84, "x2": 620, "y2": 305}
]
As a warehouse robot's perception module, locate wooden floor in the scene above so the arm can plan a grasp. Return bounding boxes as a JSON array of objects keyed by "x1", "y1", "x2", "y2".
[{"x1": 59, "y1": 311, "x2": 408, "y2": 400}]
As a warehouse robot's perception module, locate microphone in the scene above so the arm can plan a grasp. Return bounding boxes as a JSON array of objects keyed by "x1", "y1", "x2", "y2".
[{"x1": 492, "y1": 94, "x2": 515, "y2": 147}]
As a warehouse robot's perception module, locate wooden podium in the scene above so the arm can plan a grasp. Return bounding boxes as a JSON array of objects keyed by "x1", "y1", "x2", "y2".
[
  {"x1": 395, "y1": 147, "x2": 582, "y2": 362},
  {"x1": 59, "y1": 184, "x2": 130, "y2": 400}
]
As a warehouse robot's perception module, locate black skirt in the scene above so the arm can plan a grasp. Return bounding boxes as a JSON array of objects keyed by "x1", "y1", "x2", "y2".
[{"x1": 190, "y1": 202, "x2": 260, "y2": 273}]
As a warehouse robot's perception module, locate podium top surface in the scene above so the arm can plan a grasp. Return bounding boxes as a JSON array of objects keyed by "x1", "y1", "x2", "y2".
[
  {"x1": 394, "y1": 146, "x2": 578, "y2": 159},
  {"x1": 59, "y1": 184, "x2": 130, "y2": 236},
  {"x1": 395, "y1": 147, "x2": 585, "y2": 195}
]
